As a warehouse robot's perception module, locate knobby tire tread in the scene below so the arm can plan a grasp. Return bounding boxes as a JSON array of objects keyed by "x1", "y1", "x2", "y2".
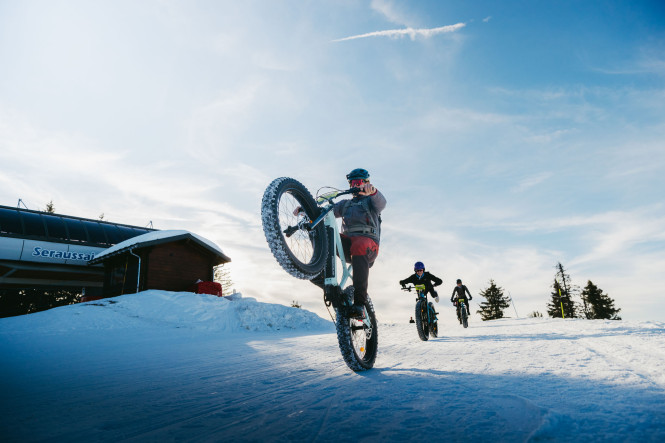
[
  {"x1": 335, "y1": 297, "x2": 378, "y2": 371},
  {"x1": 261, "y1": 177, "x2": 328, "y2": 279},
  {"x1": 415, "y1": 299, "x2": 429, "y2": 341}
]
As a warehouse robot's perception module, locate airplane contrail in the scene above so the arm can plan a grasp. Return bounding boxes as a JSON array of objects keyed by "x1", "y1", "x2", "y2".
[{"x1": 334, "y1": 22, "x2": 466, "y2": 42}]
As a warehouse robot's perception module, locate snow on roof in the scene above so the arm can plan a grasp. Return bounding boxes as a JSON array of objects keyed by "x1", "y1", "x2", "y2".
[{"x1": 88, "y1": 229, "x2": 231, "y2": 264}]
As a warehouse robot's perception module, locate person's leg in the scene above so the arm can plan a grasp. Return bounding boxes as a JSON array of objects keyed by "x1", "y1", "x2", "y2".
[{"x1": 348, "y1": 236, "x2": 378, "y2": 306}]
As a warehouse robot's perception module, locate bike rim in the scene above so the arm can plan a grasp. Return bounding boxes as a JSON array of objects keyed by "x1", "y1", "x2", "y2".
[
  {"x1": 349, "y1": 318, "x2": 370, "y2": 360},
  {"x1": 277, "y1": 190, "x2": 315, "y2": 265}
]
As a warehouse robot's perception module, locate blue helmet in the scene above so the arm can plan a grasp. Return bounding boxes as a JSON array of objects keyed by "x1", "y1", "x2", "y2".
[
  {"x1": 346, "y1": 168, "x2": 370, "y2": 181},
  {"x1": 414, "y1": 261, "x2": 425, "y2": 271}
]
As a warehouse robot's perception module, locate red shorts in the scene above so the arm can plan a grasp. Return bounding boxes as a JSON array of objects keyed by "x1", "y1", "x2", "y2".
[{"x1": 341, "y1": 234, "x2": 379, "y2": 262}]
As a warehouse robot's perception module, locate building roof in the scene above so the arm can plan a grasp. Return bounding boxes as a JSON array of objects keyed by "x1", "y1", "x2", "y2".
[
  {"x1": 88, "y1": 230, "x2": 231, "y2": 265},
  {"x1": 0, "y1": 204, "x2": 155, "y2": 248}
]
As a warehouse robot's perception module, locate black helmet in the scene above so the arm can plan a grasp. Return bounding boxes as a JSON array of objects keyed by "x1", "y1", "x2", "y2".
[
  {"x1": 346, "y1": 168, "x2": 370, "y2": 181},
  {"x1": 414, "y1": 261, "x2": 425, "y2": 271},
  {"x1": 456, "y1": 279, "x2": 462, "y2": 284}
]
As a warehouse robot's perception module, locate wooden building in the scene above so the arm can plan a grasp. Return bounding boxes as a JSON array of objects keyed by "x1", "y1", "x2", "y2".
[{"x1": 88, "y1": 230, "x2": 231, "y2": 298}]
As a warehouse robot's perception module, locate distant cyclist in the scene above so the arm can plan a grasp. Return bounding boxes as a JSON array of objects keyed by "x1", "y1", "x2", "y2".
[
  {"x1": 450, "y1": 279, "x2": 472, "y2": 322},
  {"x1": 400, "y1": 262, "x2": 443, "y2": 302}
]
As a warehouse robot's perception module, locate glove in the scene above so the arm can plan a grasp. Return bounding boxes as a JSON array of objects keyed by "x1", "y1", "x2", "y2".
[
  {"x1": 469, "y1": 296, "x2": 473, "y2": 301},
  {"x1": 401, "y1": 283, "x2": 406, "y2": 289}
]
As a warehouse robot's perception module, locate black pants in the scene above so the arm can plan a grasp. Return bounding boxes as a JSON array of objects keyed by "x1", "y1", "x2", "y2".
[{"x1": 311, "y1": 235, "x2": 377, "y2": 306}]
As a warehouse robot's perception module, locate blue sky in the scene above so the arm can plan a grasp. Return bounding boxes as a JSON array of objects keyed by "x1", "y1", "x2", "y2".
[{"x1": 1, "y1": 0, "x2": 664, "y2": 322}]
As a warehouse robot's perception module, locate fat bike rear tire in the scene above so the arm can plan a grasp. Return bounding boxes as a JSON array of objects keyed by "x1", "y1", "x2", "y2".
[
  {"x1": 261, "y1": 177, "x2": 328, "y2": 279},
  {"x1": 428, "y1": 302, "x2": 438, "y2": 338},
  {"x1": 335, "y1": 297, "x2": 378, "y2": 371},
  {"x1": 415, "y1": 299, "x2": 429, "y2": 341}
]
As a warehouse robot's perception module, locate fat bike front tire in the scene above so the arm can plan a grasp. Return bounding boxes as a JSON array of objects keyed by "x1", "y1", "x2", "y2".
[
  {"x1": 462, "y1": 305, "x2": 469, "y2": 328},
  {"x1": 335, "y1": 297, "x2": 378, "y2": 371},
  {"x1": 261, "y1": 177, "x2": 328, "y2": 279},
  {"x1": 428, "y1": 302, "x2": 438, "y2": 338},
  {"x1": 415, "y1": 299, "x2": 429, "y2": 341}
]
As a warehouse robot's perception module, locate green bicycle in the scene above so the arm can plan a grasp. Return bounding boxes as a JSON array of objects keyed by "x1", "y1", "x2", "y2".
[
  {"x1": 261, "y1": 177, "x2": 378, "y2": 371},
  {"x1": 402, "y1": 284, "x2": 438, "y2": 341}
]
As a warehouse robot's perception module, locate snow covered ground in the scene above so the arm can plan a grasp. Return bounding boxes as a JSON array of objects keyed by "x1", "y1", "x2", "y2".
[{"x1": 2, "y1": 291, "x2": 664, "y2": 442}]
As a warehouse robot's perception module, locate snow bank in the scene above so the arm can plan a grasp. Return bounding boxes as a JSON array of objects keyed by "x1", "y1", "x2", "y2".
[{"x1": 0, "y1": 290, "x2": 334, "y2": 335}]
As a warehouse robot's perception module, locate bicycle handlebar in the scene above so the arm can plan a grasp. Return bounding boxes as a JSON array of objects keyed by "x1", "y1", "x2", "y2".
[{"x1": 316, "y1": 187, "x2": 361, "y2": 205}]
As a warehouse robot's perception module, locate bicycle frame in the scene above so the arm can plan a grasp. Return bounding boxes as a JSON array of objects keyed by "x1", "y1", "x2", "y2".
[
  {"x1": 403, "y1": 284, "x2": 437, "y2": 330},
  {"x1": 418, "y1": 285, "x2": 436, "y2": 325}
]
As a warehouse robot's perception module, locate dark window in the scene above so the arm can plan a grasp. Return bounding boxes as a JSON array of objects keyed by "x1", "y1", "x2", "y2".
[
  {"x1": 0, "y1": 208, "x2": 23, "y2": 234},
  {"x1": 82, "y1": 221, "x2": 108, "y2": 245},
  {"x1": 117, "y1": 226, "x2": 141, "y2": 241},
  {"x1": 20, "y1": 212, "x2": 46, "y2": 237},
  {"x1": 102, "y1": 224, "x2": 122, "y2": 245},
  {"x1": 66, "y1": 220, "x2": 88, "y2": 242},
  {"x1": 43, "y1": 215, "x2": 68, "y2": 241}
]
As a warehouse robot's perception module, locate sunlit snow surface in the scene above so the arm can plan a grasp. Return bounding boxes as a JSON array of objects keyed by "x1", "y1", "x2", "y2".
[{"x1": 1, "y1": 291, "x2": 664, "y2": 442}]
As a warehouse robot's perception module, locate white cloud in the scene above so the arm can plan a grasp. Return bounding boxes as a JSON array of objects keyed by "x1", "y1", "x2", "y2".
[
  {"x1": 370, "y1": 0, "x2": 410, "y2": 26},
  {"x1": 334, "y1": 22, "x2": 466, "y2": 42},
  {"x1": 512, "y1": 172, "x2": 554, "y2": 193}
]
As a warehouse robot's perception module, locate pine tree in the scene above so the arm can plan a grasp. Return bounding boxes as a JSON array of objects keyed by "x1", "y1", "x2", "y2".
[
  {"x1": 213, "y1": 264, "x2": 234, "y2": 295},
  {"x1": 547, "y1": 277, "x2": 578, "y2": 318},
  {"x1": 476, "y1": 279, "x2": 511, "y2": 321},
  {"x1": 546, "y1": 262, "x2": 579, "y2": 318},
  {"x1": 45, "y1": 201, "x2": 55, "y2": 213},
  {"x1": 581, "y1": 280, "x2": 621, "y2": 320}
]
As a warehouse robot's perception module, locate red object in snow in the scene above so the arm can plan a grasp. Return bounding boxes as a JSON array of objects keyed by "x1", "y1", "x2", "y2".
[{"x1": 195, "y1": 281, "x2": 222, "y2": 297}]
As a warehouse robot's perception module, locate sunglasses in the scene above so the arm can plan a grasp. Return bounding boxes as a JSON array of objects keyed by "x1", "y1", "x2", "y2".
[{"x1": 349, "y1": 179, "x2": 369, "y2": 187}]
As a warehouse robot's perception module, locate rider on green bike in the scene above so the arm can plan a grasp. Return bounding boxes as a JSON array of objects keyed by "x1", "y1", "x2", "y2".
[
  {"x1": 310, "y1": 168, "x2": 386, "y2": 317},
  {"x1": 400, "y1": 261, "x2": 443, "y2": 302},
  {"x1": 451, "y1": 278, "x2": 473, "y2": 323}
]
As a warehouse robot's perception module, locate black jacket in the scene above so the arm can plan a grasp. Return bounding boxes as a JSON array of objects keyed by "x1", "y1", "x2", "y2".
[
  {"x1": 400, "y1": 272, "x2": 443, "y2": 295},
  {"x1": 451, "y1": 284, "x2": 472, "y2": 302}
]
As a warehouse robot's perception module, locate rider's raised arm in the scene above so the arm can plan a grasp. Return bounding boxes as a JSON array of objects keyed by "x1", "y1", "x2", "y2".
[
  {"x1": 429, "y1": 273, "x2": 443, "y2": 287},
  {"x1": 369, "y1": 188, "x2": 387, "y2": 213}
]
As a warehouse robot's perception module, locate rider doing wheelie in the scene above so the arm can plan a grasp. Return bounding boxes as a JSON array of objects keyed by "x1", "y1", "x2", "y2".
[
  {"x1": 451, "y1": 278, "x2": 473, "y2": 323},
  {"x1": 399, "y1": 262, "x2": 443, "y2": 302},
  {"x1": 310, "y1": 168, "x2": 386, "y2": 318}
]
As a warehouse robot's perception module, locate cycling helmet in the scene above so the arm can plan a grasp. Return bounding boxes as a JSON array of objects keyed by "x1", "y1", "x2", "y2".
[
  {"x1": 414, "y1": 261, "x2": 425, "y2": 271},
  {"x1": 346, "y1": 168, "x2": 370, "y2": 181},
  {"x1": 457, "y1": 279, "x2": 462, "y2": 284}
]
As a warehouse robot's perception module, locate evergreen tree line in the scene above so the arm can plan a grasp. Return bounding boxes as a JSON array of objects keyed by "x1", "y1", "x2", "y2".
[
  {"x1": 0, "y1": 287, "x2": 82, "y2": 318},
  {"x1": 476, "y1": 262, "x2": 621, "y2": 321},
  {"x1": 545, "y1": 262, "x2": 621, "y2": 320}
]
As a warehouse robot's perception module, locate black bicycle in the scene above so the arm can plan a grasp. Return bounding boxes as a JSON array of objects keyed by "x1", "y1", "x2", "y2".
[
  {"x1": 402, "y1": 284, "x2": 438, "y2": 341},
  {"x1": 454, "y1": 298, "x2": 469, "y2": 328},
  {"x1": 261, "y1": 177, "x2": 378, "y2": 371}
]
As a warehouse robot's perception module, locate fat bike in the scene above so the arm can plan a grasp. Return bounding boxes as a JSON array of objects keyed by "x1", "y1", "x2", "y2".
[
  {"x1": 454, "y1": 299, "x2": 469, "y2": 328},
  {"x1": 261, "y1": 177, "x2": 378, "y2": 371},
  {"x1": 402, "y1": 284, "x2": 438, "y2": 341}
]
